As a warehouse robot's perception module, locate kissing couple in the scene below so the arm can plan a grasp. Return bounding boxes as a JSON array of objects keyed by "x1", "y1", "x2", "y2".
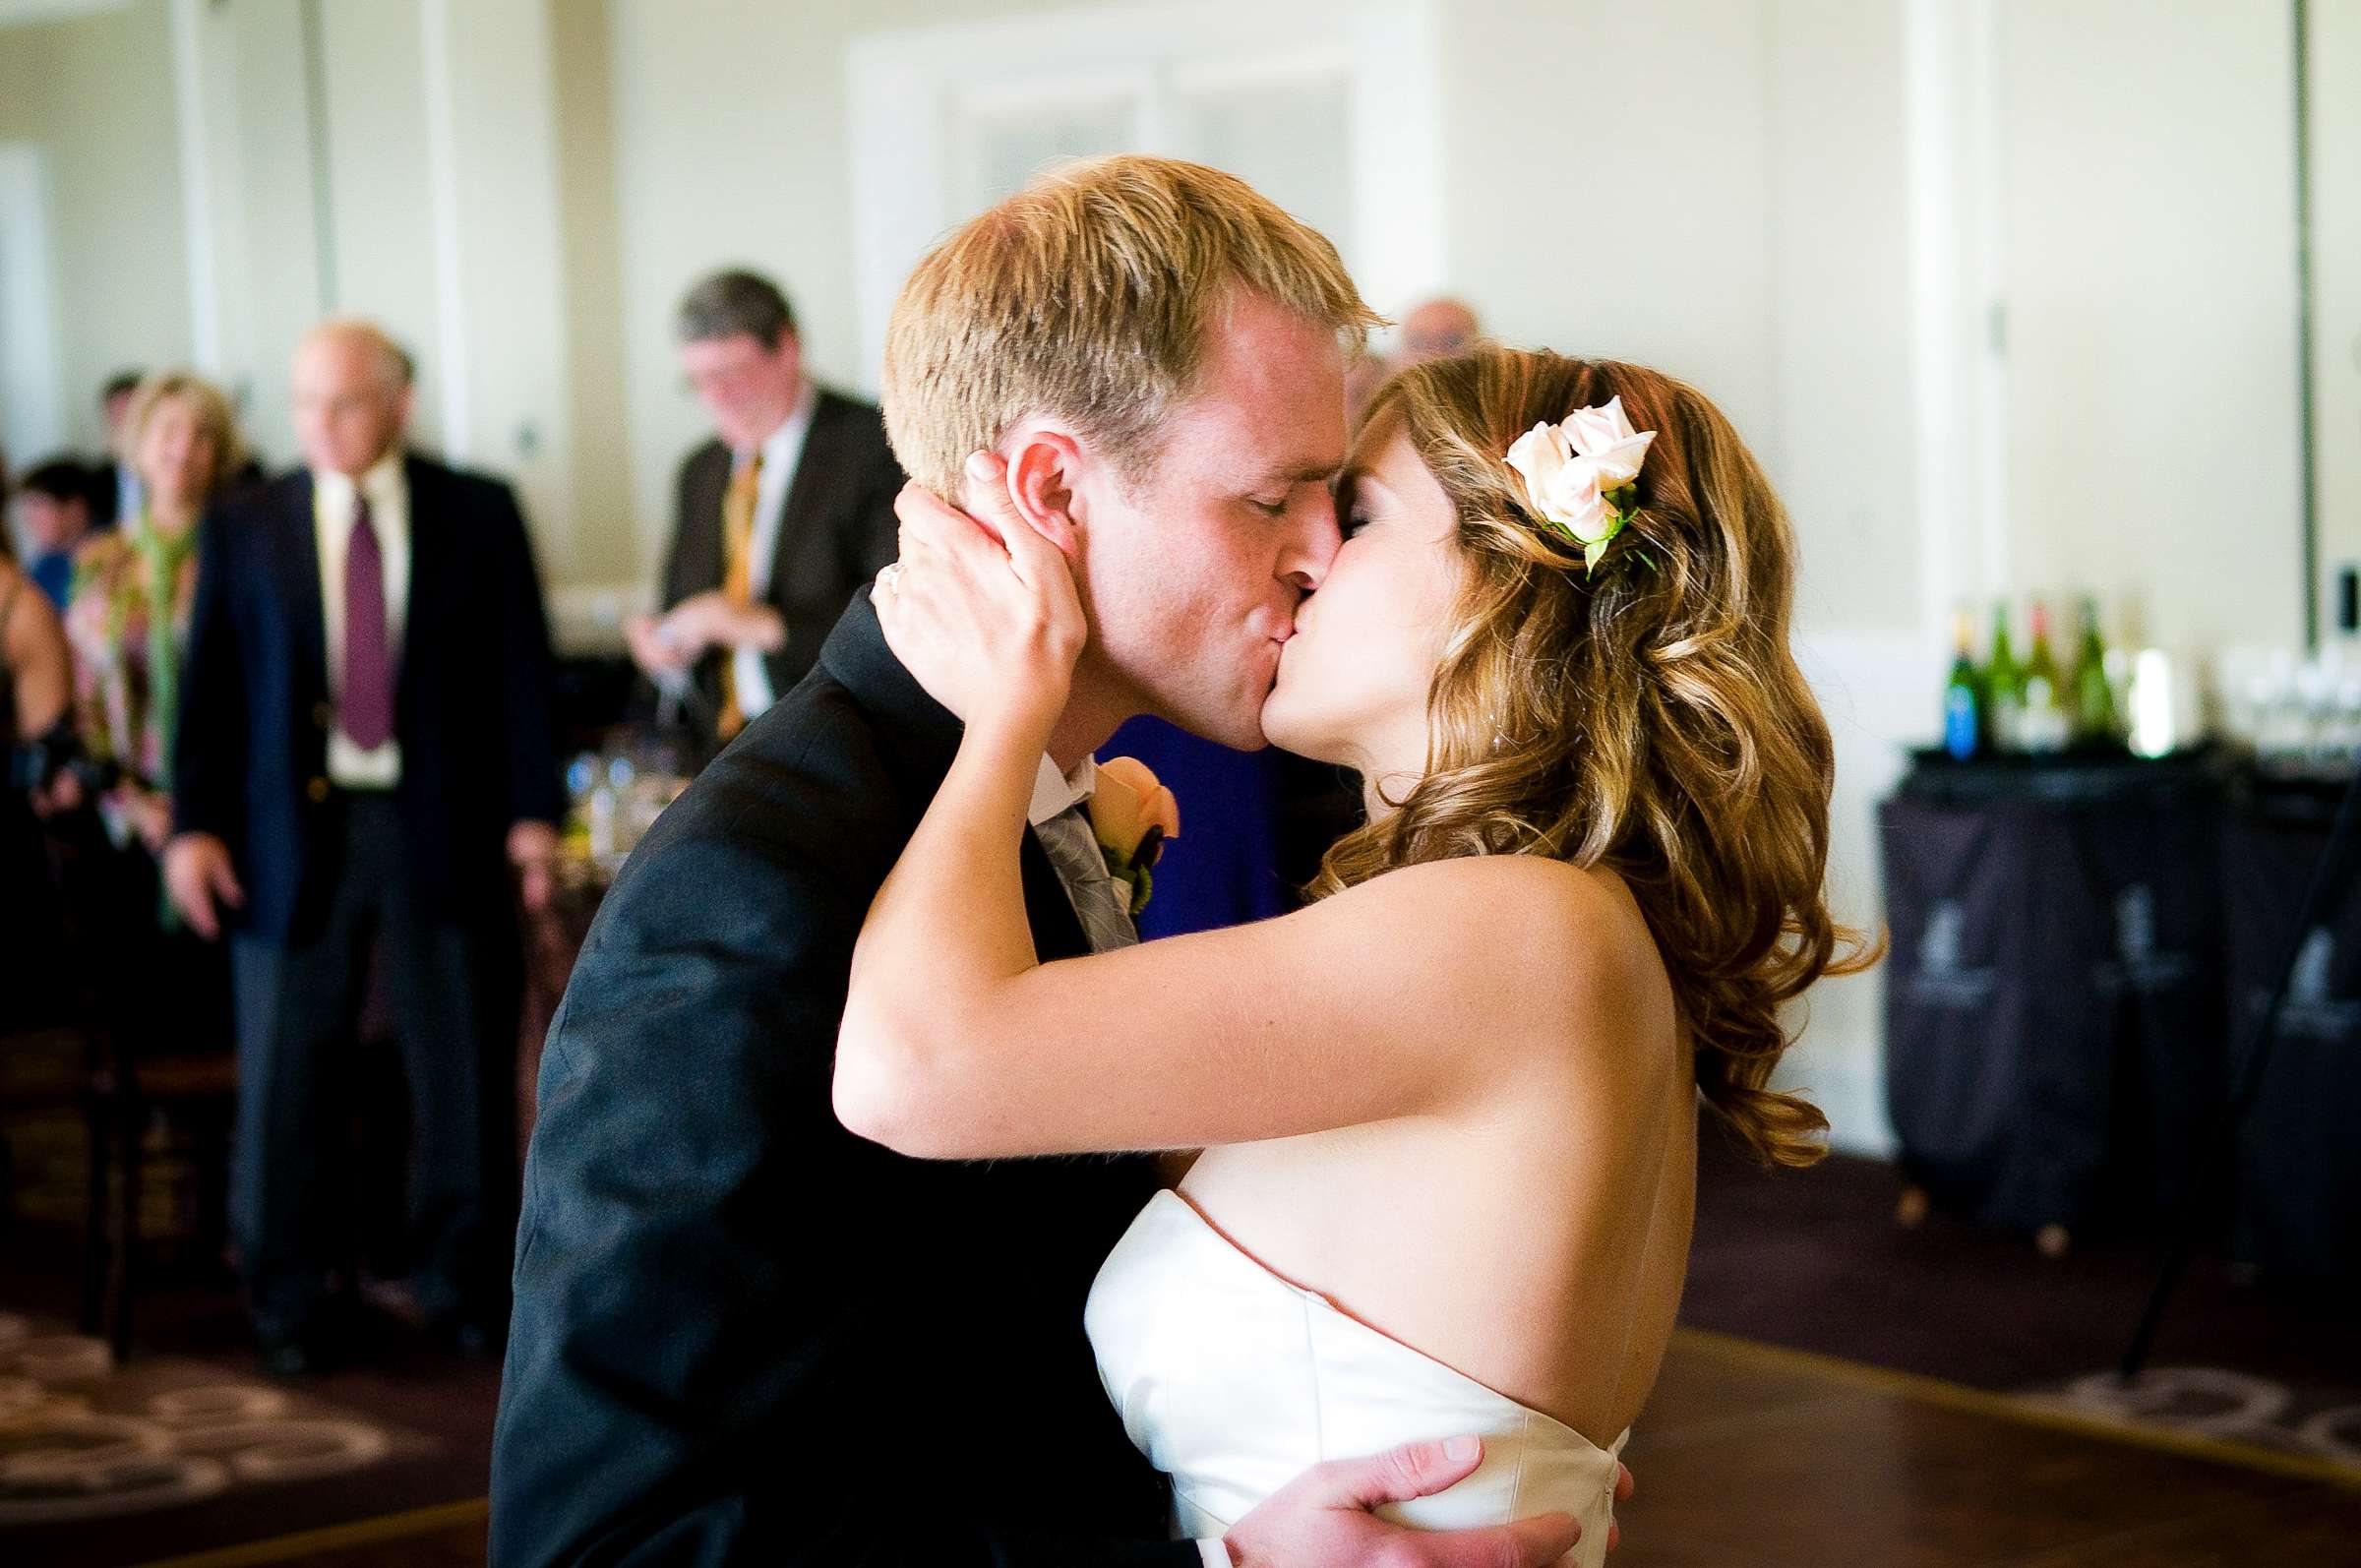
[{"x1": 491, "y1": 154, "x2": 1863, "y2": 1567}]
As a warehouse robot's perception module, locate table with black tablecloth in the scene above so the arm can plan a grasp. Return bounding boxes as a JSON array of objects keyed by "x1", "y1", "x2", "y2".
[{"x1": 1878, "y1": 752, "x2": 2360, "y2": 1276}]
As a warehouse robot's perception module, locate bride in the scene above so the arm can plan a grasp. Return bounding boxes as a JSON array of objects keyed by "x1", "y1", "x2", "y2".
[{"x1": 836, "y1": 344, "x2": 1865, "y2": 1565}]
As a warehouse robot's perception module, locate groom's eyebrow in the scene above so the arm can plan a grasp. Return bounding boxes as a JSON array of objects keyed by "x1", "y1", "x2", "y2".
[{"x1": 1263, "y1": 459, "x2": 1343, "y2": 486}]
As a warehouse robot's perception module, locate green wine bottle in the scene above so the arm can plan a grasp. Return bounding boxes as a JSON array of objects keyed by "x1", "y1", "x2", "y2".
[
  {"x1": 2070, "y1": 596, "x2": 2118, "y2": 748},
  {"x1": 1984, "y1": 600, "x2": 2025, "y2": 754},
  {"x1": 2021, "y1": 600, "x2": 2067, "y2": 754}
]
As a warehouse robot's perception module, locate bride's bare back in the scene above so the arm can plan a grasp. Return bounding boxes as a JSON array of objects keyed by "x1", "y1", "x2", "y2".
[{"x1": 1174, "y1": 859, "x2": 1695, "y2": 1448}]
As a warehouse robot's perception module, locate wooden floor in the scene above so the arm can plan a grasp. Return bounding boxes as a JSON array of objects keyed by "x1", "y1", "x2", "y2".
[{"x1": 131, "y1": 1330, "x2": 2361, "y2": 1568}]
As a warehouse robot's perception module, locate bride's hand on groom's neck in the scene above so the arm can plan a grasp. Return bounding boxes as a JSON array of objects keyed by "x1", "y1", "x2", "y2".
[{"x1": 878, "y1": 453, "x2": 1083, "y2": 737}]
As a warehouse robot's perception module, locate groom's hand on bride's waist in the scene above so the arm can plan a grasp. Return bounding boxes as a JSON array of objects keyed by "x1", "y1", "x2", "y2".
[{"x1": 1219, "y1": 1435, "x2": 1622, "y2": 1566}]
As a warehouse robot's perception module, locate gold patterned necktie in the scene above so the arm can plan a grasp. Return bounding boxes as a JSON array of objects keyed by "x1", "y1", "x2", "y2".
[{"x1": 716, "y1": 451, "x2": 762, "y2": 739}]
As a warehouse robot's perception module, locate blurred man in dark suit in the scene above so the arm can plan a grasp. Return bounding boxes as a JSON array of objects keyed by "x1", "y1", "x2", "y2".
[
  {"x1": 624, "y1": 270, "x2": 900, "y2": 755},
  {"x1": 98, "y1": 369, "x2": 145, "y2": 525},
  {"x1": 166, "y1": 319, "x2": 563, "y2": 1374}
]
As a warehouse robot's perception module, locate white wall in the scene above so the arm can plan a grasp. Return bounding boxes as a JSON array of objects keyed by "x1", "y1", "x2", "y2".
[
  {"x1": 598, "y1": 0, "x2": 1101, "y2": 578},
  {"x1": 205, "y1": 0, "x2": 323, "y2": 466},
  {"x1": 2002, "y1": 0, "x2": 2304, "y2": 655},
  {"x1": 2314, "y1": 0, "x2": 2361, "y2": 633},
  {"x1": 166, "y1": 0, "x2": 580, "y2": 563},
  {"x1": 0, "y1": 0, "x2": 189, "y2": 455},
  {"x1": 437, "y1": 0, "x2": 578, "y2": 574},
  {"x1": 0, "y1": 143, "x2": 66, "y2": 459},
  {"x1": 549, "y1": 0, "x2": 636, "y2": 585}
]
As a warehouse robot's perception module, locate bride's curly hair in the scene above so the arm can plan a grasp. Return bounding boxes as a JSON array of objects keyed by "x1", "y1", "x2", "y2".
[{"x1": 1309, "y1": 346, "x2": 1877, "y2": 1168}]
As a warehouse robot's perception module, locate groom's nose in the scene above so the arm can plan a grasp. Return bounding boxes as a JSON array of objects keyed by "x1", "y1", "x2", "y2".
[{"x1": 1278, "y1": 490, "x2": 1342, "y2": 591}]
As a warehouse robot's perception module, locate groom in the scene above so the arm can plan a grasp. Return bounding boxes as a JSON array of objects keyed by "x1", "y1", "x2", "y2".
[{"x1": 492, "y1": 157, "x2": 1600, "y2": 1567}]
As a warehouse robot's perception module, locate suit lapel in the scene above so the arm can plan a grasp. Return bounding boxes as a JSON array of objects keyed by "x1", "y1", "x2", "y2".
[
  {"x1": 282, "y1": 471, "x2": 328, "y2": 711},
  {"x1": 681, "y1": 442, "x2": 729, "y2": 599},
  {"x1": 816, "y1": 594, "x2": 1091, "y2": 963},
  {"x1": 766, "y1": 393, "x2": 840, "y2": 596},
  {"x1": 400, "y1": 456, "x2": 438, "y2": 695}
]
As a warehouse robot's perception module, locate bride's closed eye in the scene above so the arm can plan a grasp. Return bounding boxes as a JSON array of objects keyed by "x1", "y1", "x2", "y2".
[{"x1": 1333, "y1": 475, "x2": 1372, "y2": 539}]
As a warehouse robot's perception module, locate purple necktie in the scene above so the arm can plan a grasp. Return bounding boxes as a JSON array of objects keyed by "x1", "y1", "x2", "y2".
[{"x1": 342, "y1": 494, "x2": 394, "y2": 750}]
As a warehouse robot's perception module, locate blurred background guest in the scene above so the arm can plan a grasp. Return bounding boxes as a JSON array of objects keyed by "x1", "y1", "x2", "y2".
[
  {"x1": 0, "y1": 464, "x2": 77, "y2": 1031},
  {"x1": 1396, "y1": 295, "x2": 1482, "y2": 363},
  {"x1": 63, "y1": 372, "x2": 247, "y2": 874},
  {"x1": 13, "y1": 456, "x2": 105, "y2": 610},
  {"x1": 98, "y1": 368, "x2": 146, "y2": 526},
  {"x1": 0, "y1": 457, "x2": 74, "y2": 736},
  {"x1": 1344, "y1": 295, "x2": 1485, "y2": 424},
  {"x1": 165, "y1": 319, "x2": 564, "y2": 1374},
  {"x1": 624, "y1": 269, "x2": 900, "y2": 756}
]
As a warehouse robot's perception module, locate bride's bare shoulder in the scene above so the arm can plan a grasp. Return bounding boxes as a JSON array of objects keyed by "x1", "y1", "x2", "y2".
[{"x1": 1320, "y1": 855, "x2": 1665, "y2": 1016}]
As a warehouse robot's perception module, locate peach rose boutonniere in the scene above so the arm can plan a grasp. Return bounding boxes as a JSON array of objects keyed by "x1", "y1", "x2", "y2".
[{"x1": 1088, "y1": 756, "x2": 1180, "y2": 916}]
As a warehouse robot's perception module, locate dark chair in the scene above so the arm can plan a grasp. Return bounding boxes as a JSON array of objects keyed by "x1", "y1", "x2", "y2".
[{"x1": 16, "y1": 813, "x2": 237, "y2": 1360}]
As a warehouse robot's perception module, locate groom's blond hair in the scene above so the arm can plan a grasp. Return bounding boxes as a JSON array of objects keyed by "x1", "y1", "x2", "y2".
[{"x1": 881, "y1": 154, "x2": 1380, "y2": 498}]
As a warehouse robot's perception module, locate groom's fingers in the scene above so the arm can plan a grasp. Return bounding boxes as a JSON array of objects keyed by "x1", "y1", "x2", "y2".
[
  {"x1": 1318, "y1": 1435, "x2": 1485, "y2": 1511},
  {"x1": 1446, "y1": 1514, "x2": 1586, "y2": 1568}
]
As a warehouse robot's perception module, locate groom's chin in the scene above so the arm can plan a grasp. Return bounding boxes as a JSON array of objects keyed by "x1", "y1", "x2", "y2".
[{"x1": 1158, "y1": 696, "x2": 1271, "y2": 755}]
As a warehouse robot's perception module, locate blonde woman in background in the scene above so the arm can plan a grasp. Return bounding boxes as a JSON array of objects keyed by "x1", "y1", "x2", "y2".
[
  {"x1": 60, "y1": 372, "x2": 246, "y2": 1047},
  {"x1": 63, "y1": 372, "x2": 248, "y2": 862}
]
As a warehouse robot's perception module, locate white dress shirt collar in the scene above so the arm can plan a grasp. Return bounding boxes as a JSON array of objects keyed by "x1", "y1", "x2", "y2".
[
  {"x1": 1026, "y1": 753, "x2": 1099, "y2": 827},
  {"x1": 723, "y1": 382, "x2": 822, "y2": 726},
  {"x1": 315, "y1": 450, "x2": 404, "y2": 513},
  {"x1": 739, "y1": 379, "x2": 819, "y2": 474}
]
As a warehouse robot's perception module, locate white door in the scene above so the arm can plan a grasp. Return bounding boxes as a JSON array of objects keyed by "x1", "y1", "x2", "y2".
[{"x1": 844, "y1": 0, "x2": 1441, "y2": 395}]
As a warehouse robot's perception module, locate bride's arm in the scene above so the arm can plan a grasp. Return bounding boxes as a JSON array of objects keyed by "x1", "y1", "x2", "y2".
[
  {"x1": 839, "y1": 841, "x2": 1637, "y2": 1159},
  {"x1": 835, "y1": 470, "x2": 1657, "y2": 1161}
]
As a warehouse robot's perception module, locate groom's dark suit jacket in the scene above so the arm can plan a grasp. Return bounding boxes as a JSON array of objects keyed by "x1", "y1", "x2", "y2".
[{"x1": 491, "y1": 593, "x2": 1194, "y2": 1567}]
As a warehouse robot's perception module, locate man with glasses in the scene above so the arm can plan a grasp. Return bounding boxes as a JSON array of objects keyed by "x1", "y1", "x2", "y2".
[{"x1": 625, "y1": 270, "x2": 902, "y2": 756}]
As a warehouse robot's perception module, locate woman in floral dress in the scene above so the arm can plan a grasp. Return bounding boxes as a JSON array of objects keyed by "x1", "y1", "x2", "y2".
[{"x1": 61, "y1": 372, "x2": 249, "y2": 1040}]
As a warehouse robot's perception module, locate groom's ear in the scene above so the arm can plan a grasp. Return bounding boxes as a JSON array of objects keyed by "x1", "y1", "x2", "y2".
[{"x1": 991, "y1": 430, "x2": 1084, "y2": 558}]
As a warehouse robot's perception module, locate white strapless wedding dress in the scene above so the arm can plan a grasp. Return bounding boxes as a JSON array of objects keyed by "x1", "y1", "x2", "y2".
[{"x1": 1086, "y1": 1189, "x2": 1629, "y2": 1567}]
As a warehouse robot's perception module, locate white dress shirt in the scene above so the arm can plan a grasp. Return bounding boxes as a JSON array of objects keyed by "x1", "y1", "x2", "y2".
[
  {"x1": 729, "y1": 380, "x2": 819, "y2": 723},
  {"x1": 1025, "y1": 753, "x2": 1097, "y2": 827},
  {"x1": 314, "y1": 453, "x2": 411, "y2": 789}
]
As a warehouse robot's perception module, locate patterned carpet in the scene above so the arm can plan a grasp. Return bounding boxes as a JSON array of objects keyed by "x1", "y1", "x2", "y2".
[{"x1": 0, "y1": 1297, "x2": 496, "y2": 1568}]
